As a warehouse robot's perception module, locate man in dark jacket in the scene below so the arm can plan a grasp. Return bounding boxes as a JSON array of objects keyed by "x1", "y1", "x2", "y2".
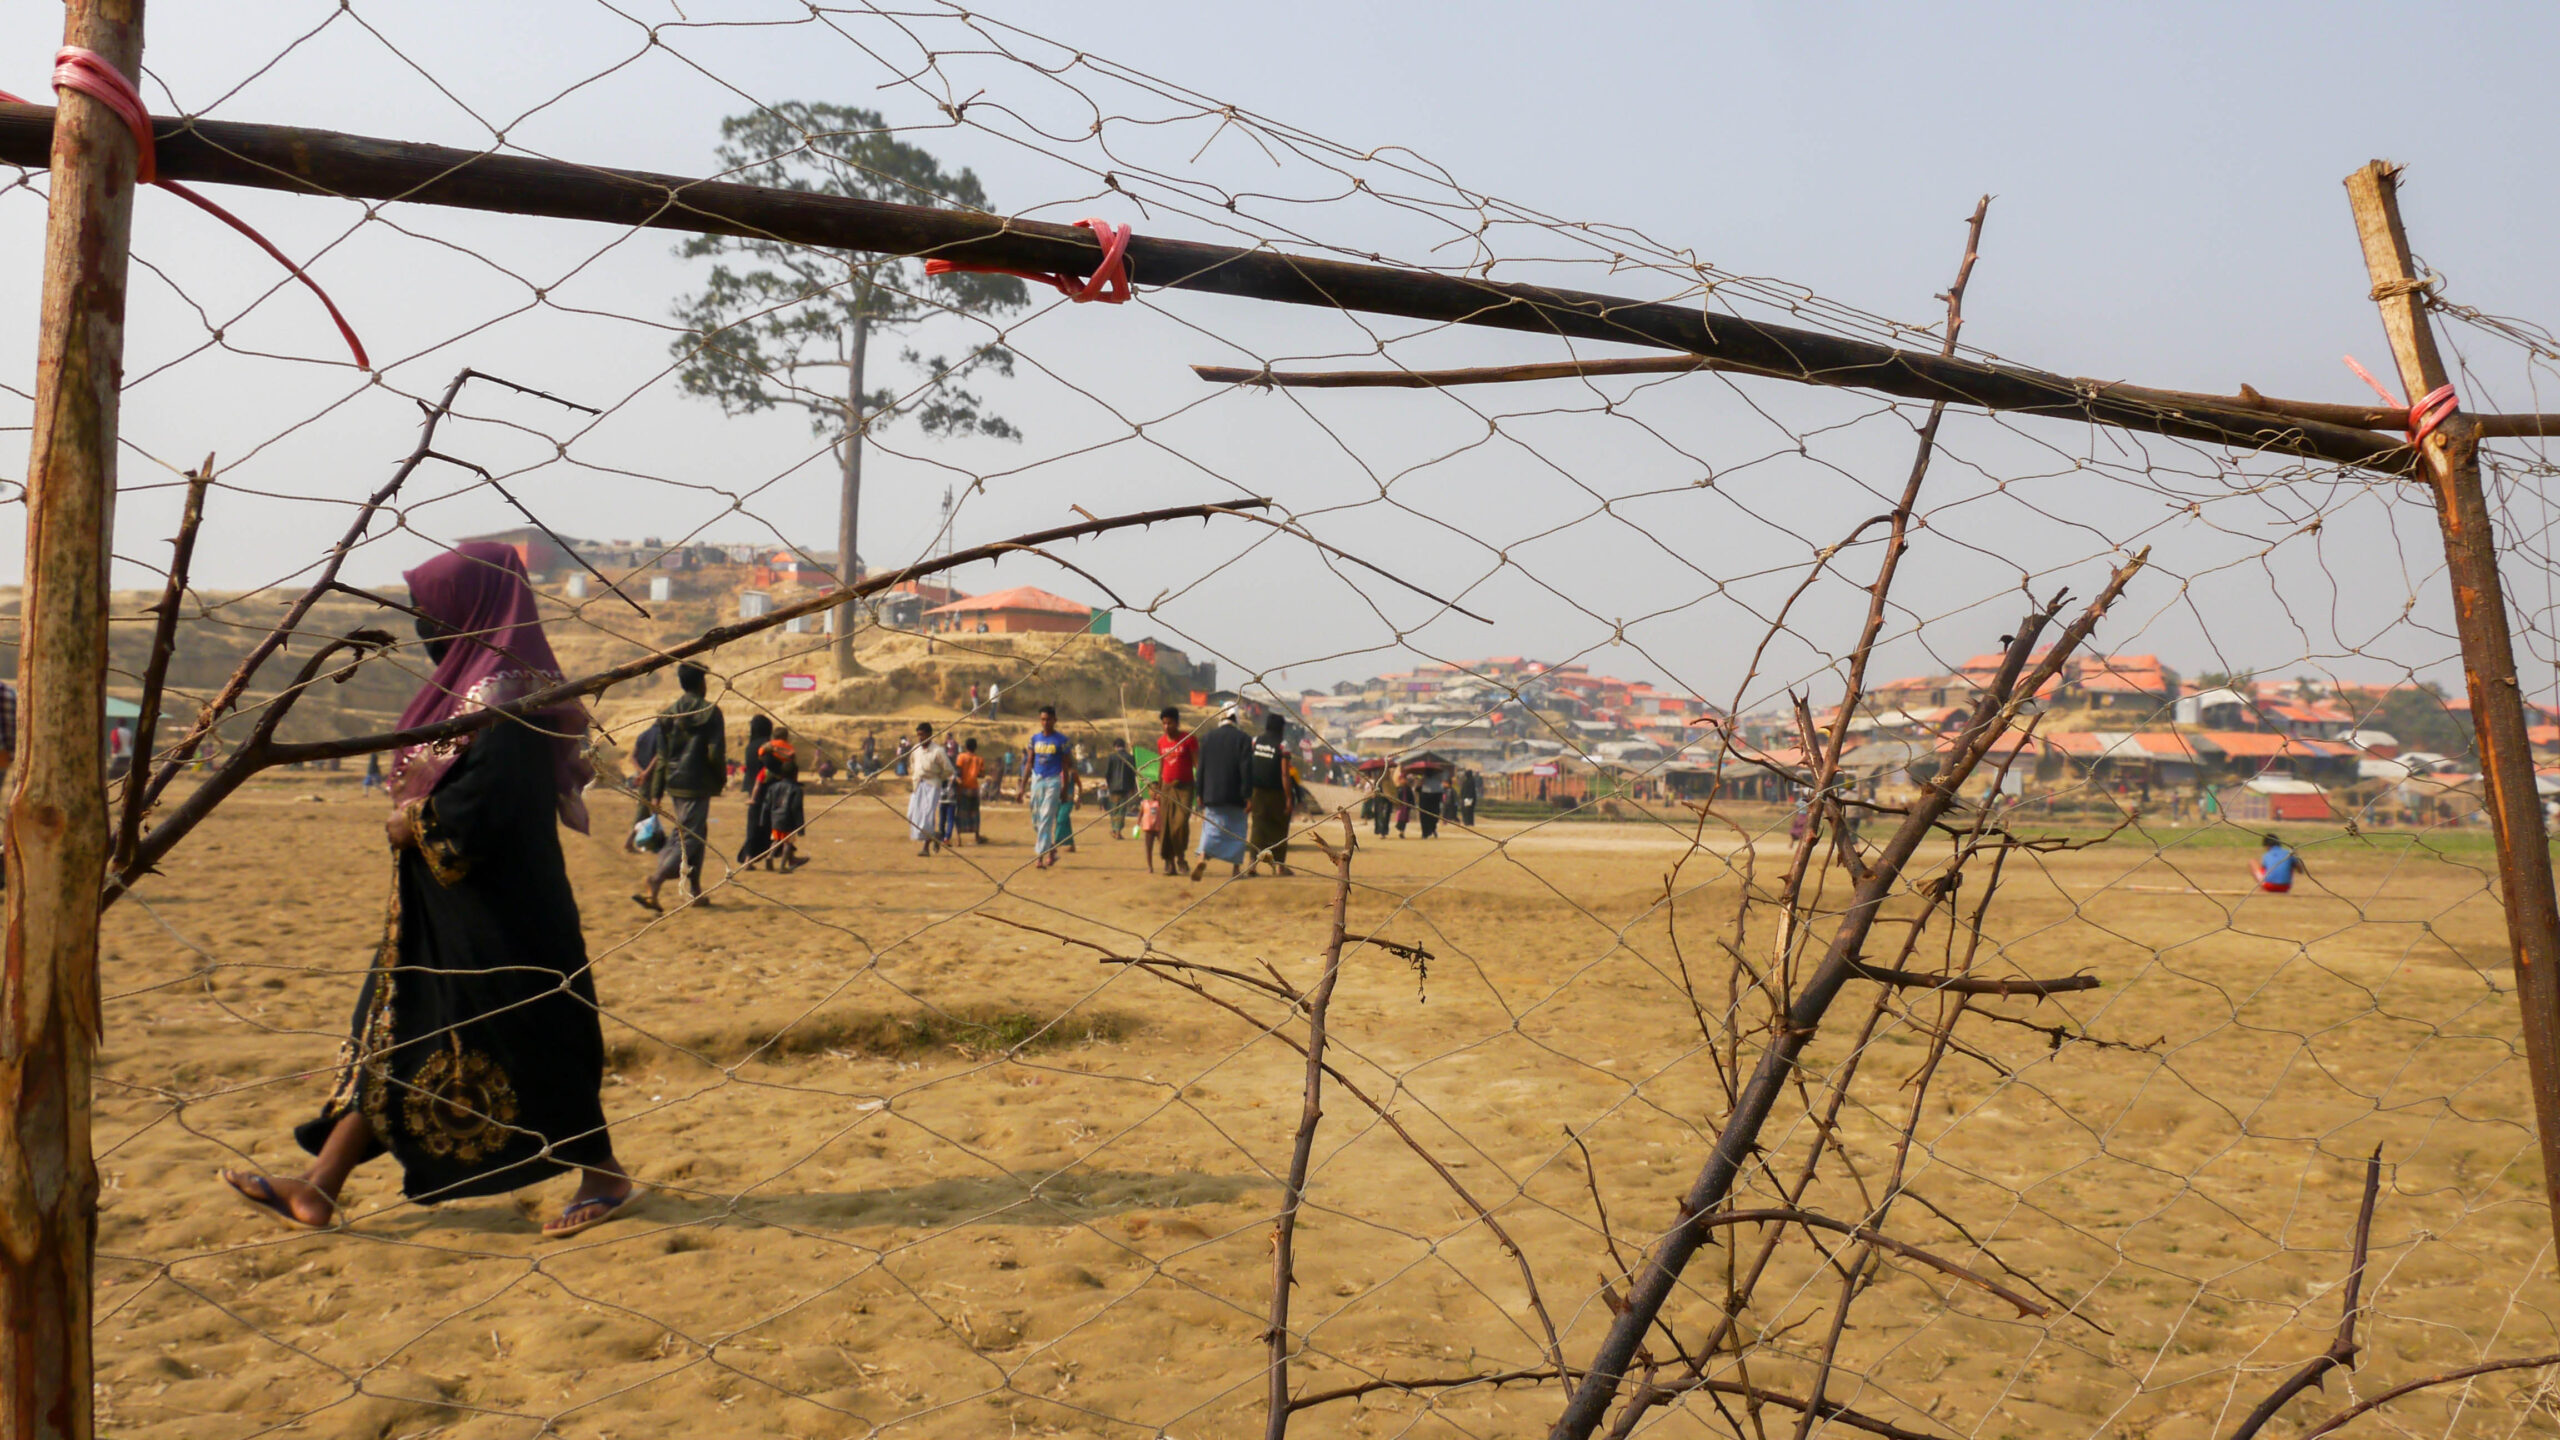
[
  {"x1": 1102, "y1": 737, "x2": 1141, "y2": 840},
  {"x1": 639, "y1": 662, "x2": 726, "y2": 910},
  {"x1": 1190, "y1": 704, "x2": 1255, "y2": 881},
  {"x1": 1244, "y1": 712, "x2": 1297, "y2": 877}
]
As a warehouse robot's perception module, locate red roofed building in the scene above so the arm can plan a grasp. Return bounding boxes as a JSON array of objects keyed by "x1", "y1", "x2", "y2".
[
  {"x1": 923, "y1": 586, "x2": 1100, "y2": 635},
  {"x1": 1952, "y1": 650, "x2": 2177, "y2": 711},
  {"x1": 2192, "y1": 730, "x2": 2360, "y2": 784}
]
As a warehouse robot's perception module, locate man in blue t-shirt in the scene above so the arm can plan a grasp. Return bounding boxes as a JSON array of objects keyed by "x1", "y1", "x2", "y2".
[
  {"x1": 2253, "y1": 834, "x2": 2305, "y2": 893},
  {"x1": 1025, "y1": 706, "x2": 1079, "y2": 868}
]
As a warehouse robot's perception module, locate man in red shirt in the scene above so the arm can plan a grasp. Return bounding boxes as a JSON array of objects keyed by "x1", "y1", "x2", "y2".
[{"x1": 1151, "y1": 705, "x2": 1197, "y2": 876}]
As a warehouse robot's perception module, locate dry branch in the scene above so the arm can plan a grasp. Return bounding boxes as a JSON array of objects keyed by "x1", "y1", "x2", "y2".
[
  {"x1": 1551, "y1": 553, "x2": 2147, "y2": 1440},
  {"x1": 2226, "y1": 1148, "x2": 2385, "y2": 1440},
  {"x1": 1681, "y1": 1209, "x2": 2045, "y2": 1317},
  {"x1": 1848, "y1": 964, "x2": 2100, "y2": 998},
  {"x1": 1191, "y1": 359, "x2": 2560, "y2": 438},
  {"x1": 2300, "y1": 1354, "x2": 2560, "y2": 1439},
  {"x1": 1266, "y1": 814, "x2": 1357, "y2": 1440},
  {"x1": 113, "y1": 457, "x2": 212, "y2": 872},
  {"x1": 131, "y1": 367, "x2": 481, "y2": 821},
  {"x1": 1030, "y1": 916, "x2": 1568, "y2": 1382},
  {"x1": 1290, "y1": 1366, "x2": 1945, "y2": 1440}
]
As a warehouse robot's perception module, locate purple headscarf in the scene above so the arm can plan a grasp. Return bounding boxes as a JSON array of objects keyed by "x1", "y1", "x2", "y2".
[{"x1": 388, "y1": 542, "x2": 594, "y2": 833}]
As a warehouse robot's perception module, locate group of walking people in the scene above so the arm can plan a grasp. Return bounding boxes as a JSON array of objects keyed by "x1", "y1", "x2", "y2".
[
  {"x1": 1142, "y1": 703, "x2": 1309, "y2": 881},
  {"x1": 1361, "y1": 762, "x2": 1478, "y2": 839},
  {"x1": 627, "y1": 663, "x2": 811, "y2": 911}
]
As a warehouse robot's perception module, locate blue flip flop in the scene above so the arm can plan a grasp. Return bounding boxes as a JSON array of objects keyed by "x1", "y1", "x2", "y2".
[
  {"x1": 543, "y1": 1186, "x2": 639, "y2": 1240},
  {"x1": 220, "y1": 1169, "x2": 336, "y2": 1231}
]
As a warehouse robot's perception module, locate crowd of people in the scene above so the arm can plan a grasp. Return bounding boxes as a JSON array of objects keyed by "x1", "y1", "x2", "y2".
[
  {"x1": 1359, "y1": 762, "x2": 1479, "y2": 840},
  {"x1": 611, "y1": 688, "x2": 1383, "y2": 897}
]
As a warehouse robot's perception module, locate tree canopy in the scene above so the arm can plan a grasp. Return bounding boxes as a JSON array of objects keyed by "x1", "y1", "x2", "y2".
[{"x1": 670, "y1": 102, "x2": 1030, "y2": 447}]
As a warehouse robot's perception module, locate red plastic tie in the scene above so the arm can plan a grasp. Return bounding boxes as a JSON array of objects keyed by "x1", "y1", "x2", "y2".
[
  {"x1": 2343, "y1": 354, "x2": 2459, "y2": 448},
  {"x1": 3, "y1": 49, "x2": 370, "y2": 369},
  {"x1": 2407, "y1": 383, "x2": 2459, "y2": 446},
  {"x1": 925, "y1": 217, "x2": 1133, "y2": 304}
]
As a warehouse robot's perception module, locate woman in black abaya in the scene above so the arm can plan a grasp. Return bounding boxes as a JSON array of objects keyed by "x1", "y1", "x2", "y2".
[{"x1": 220, "y1": 542, "x2": 635, "y2": 1237}]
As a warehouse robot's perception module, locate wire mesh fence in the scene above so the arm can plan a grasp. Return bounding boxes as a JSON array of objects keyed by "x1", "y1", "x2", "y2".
[{"x1": 7, "y1": 6, "x2": 2560, "y2": 1440}]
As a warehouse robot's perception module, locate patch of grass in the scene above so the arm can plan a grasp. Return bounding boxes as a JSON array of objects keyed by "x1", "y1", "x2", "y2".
[
  {"x1": 618, "y1": 1004, "x2": 1132, "y2": 1070},
  {"x1": 887, "y1": 1005, "x2": 1129, "y2": 1056}
]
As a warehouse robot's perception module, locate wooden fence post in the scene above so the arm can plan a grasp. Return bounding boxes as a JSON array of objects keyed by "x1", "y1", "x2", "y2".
[
  {"x1": 2345, "y1": 160, "x2": 2560, "y2": 1248},
  {"x1": 3, "y1": 3, "x2": 146, "y2": 1437}
]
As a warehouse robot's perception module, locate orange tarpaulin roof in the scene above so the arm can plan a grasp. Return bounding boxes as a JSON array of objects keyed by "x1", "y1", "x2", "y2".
[{"x1": 923, "y1": 585, "x2": 1093, "y2": 616}]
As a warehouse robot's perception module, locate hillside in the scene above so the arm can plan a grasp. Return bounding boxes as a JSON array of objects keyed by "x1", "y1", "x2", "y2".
[{"x1": 0, "y1": 575, "x2": 1198, "y2": 764}]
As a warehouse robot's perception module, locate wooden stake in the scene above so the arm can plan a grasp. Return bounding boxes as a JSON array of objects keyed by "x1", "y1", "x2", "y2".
[
  {"x1": 2345, "y1": 160, "x2": 2560, "y2": 1250},
  {"x1": 3, "y1": 4, "x2": 145, "y2": 1438}
]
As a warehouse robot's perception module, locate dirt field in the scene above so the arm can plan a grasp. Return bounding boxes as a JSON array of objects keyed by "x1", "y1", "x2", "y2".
[{"x1": 88, "y1": 775, "x2": 2560, "y2": 1439}]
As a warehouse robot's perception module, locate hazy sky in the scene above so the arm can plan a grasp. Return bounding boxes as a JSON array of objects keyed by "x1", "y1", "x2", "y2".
[{"x1": 2, "y1": 1, "x2": 2554, "y2": 710}]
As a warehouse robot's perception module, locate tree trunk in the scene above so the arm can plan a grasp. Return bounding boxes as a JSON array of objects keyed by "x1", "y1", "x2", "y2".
[
  {"x1": 832, "y1": 299, "x2": 870, "y2": 676},
  {"x1": 5, "y1": 4, "x2": 144, "y2": 1437}
]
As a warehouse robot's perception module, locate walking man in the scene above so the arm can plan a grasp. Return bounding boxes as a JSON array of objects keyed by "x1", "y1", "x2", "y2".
[
  {"x1": 637, "y1": 662, "x2": 725, "y2": 911},
  {"x1": 1026, "y1": 705, "x2": 1078, "y2": 868},
  {"x1": 1152, "y1": 706, "x2": 1196, "y2": 877},
  {"x1": 1192, "y1": 704, "x2": 1254, "y2": 881},
  {"x1": 1245, "y1": 712, "x2": 1297, "y2": 877},
  {"x1": 1103, "y1": 736, "x2": 1141, "y2": 840}
]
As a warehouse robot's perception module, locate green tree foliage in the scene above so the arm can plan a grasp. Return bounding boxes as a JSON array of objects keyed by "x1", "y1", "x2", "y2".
[
  {"x1": 670, "y1": 103, "x2": 1028, "y2": 670},
  {"x1": 2363, "y1": 681, "x2": 2474, "y2": 759}
]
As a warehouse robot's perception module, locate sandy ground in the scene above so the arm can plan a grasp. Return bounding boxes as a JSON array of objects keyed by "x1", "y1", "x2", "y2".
[{"x1": 88, "y1": 774, "x2": 2560, "y2": 1440}]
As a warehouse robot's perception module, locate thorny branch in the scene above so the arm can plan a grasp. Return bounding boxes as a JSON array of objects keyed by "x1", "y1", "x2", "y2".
[
  {"x1": 2300, "y1": 1353, "x2": 2560, "y2": 1439},
  {"x1": 1266, "y1": 814, "x2": 1357, "y2": 1440},
  {"x1": 113, "y1": 456, "x2": 212, "y2": 873},
  {"x1": 1551, "y1": 549, "x2": 2147, "y2": 1440},
  {"x1": 132, "y1": 368, "x2": 485, "y2": 822}
]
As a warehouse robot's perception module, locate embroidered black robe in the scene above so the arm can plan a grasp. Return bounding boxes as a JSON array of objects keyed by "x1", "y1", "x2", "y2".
[{"x1": 298, "y1": 721, "x2": 611, "y2": 1200}]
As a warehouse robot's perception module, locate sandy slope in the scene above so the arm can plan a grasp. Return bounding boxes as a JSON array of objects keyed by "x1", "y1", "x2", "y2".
[{"x1": 88, "y1": 776, "x2": 2560, "y2": 1439}]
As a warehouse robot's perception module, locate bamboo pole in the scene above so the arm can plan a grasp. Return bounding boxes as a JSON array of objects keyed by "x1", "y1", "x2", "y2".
[
  {"x1": 3, "y1": 6, "x2": 145, "y2": 1438},
  {"x1": 0, "y1": 102, "x2": 2404, "y2": 472},
  {"x1": 2344, "y1": 160, "x2": 2560, "y2": 1247}
]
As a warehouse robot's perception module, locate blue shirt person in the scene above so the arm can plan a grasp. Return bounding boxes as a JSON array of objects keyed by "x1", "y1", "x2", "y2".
[
  {"x1": 1024, "y1": 708, "x2": 1080, "y2": 867},
  {"x1": 2253, "y1": 834, "x2": 2304, "y2": 892}
]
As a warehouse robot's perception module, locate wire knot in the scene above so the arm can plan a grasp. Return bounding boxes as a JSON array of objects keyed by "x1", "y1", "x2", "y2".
[{"x1": 2368, "y1": 273, "x2": 2441, "y2": 302}]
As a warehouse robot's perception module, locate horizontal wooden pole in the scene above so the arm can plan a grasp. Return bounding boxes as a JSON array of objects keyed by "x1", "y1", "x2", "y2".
[
  {"x1": 1194, "y1": 360, "x2": 2560, "y2": 439},
  {"x1": 0, "y1": 101, "x2": 2407, "y2": 472}
]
